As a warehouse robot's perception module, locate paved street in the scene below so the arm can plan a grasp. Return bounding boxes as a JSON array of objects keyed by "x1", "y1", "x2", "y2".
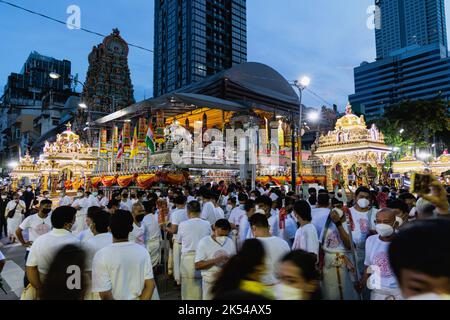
[{"x1": 0, "y1": 237, "x2": 181, "y2": 300}]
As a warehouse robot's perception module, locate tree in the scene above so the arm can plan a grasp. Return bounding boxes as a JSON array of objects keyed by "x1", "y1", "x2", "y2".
[{"x1": 372, "y1": 99, "x2": 450, "y2": 151}]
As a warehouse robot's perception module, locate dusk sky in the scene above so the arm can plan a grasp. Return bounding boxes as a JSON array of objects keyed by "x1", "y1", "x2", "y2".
[{"x1": 0, "y1": 0, "x2": 449, "y2": 111}]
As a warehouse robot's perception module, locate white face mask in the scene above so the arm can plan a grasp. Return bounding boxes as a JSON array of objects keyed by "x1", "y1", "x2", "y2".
[
  {"x1": 226, "y1": 205, "x2": 233, "y2": 212},
  {"x1": 396, "y1": 216, "x2": 404, "y2": 226},
  {"x1": 18, "y1": 192, "x2": 23, "y2": 196},
  {"x1": 1, "y1": 195, "x2": 7, "y2": 200},
  {"x1": 274, "y1": 283, "x2": 303, "y2": 300},
  {"x1": 156, "y1": 192, "x2": 161, "y2": 197},
  {"x1": 375, "y1": 223, "x2": 394, "y2": 237},
  {"x1": 250, "y1": 196, "x2": 256, "y2": 200},
  {"x1": 77, "y1": 192, "x2": 83, "y2": 197},
  {"x1": 357, "y1": 198, "x2": 370, "y2": 209},
  {"x1": 26, "y1": 188, "x2": 32, "y2": 192},
  {"x1": 214, "y1": 236, "x2": 228, "y2": 246},
  {"x1": 92, "y1": 192, "x2": 98, "y2": 197}
]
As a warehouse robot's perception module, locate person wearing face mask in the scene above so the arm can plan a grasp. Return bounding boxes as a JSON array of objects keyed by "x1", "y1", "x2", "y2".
[
  {"x1": 320, "y1": 206, "x2": 359, "y2": 300},
  {"x1": 228, "y1": 193, "x2": 248, "y2": 230},
  {"x1": 129, "y1": 203, "x2": 147, "y2": 247},
  {"x1": 292, "y1": 201, "x2": 319, "y2": 259},
  {"x1": 71, "y1": 189, "x2": 90, "y2": 235},
  {"x1": 58, "y1": 189, "x2": 72, "y2": 207},
  {"x1": 398, "y1": 193, "x2": 417, "y2": 221},
  {"x1": 96, "y1": 190, "x2": 108, "y2": 209},
  {"x1": 195, "y1": 219, "x2": 237, "y2": 300},
  {"x1": 213, "y1": 192, "x2": 225, "y2": 221},
  {"x1": 16, "y1": 199, "x2": 53, "y2": 287},
  {"x1": 23, "y1": 186, "x2": 35, "y2": 217},
  {"x1": 236, "y1": 200, "x2": 258, "y2": 249},
  {"x1": 183, "y1": 186, "x2": 195, "y2": 204},
  {"x1": 78, "y1": 207, "x2": 102, "y2": 243},
  {"x1": 5, "y1": 192, "x2": 26, "y2": 244},
  {"x1": 0, "y1": 192, "x2": 9, "y2": 239},
  {"x1": 387, "y1": 199, "x2": 410, "y2": 228},
  {"x1": 275, "y1": 250, "x2": 321, "y2": 300},
  {"x1": 24, "y1": 206, "x2": 79, "y2": 300},
  {"x1": 349, "y1": 186, "x2": 376, "y2": 280},
  {"x1": 359, "y1": 208, "x2": 403, "y2": 300},
  {"x1": 200, "y1": 190, "x2": 218, "y2": 226},
  {"x1": 224, "y1": 197, "x2": 237, "y2": 220},
  {"x1": 119, "y1": 193, "x2": 132, "y2": 212},
  {"x1": 87, "y1": 190, "x2": 101, "y2": 208}
]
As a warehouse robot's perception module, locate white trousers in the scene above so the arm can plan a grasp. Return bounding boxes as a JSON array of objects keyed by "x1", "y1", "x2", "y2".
[
  {"x1": 173, "y1": 240, "x2": 181, "y2": 284},
  {"x1": 202, "y1": 279, "x2": 214, "y2": 300},
  {"x1": 371, "y1": 289, "x2": 403, "y2": 300},
  {"x1": 146, "y1": 238, "x2": 161, "y2": 268},
  {"x1": 180, "y1": 252, "x2": 202, "y2": 300}
]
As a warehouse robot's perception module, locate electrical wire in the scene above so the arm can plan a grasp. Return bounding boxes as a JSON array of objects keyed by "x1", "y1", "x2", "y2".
[{"x1": 0, "y1": 0, "x2": 154, "y2": 53}]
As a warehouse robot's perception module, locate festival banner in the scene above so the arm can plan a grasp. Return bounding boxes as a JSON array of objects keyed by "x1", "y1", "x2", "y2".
[
  {"x1": 123, "y1": 122, "x2": 131, "y2": 151},
  {"x1": 155, "y1": 110, "x2": 165, "y2": 143},
  {"x1": 138, "y1": 118, "x2": 147, "y2": 146},
  {"x1": 117, "y1": 175, "x2": 134, "y2": 188},
  {"x1": 100, "y1": 129, "x2": 108, "y2": 154},
  {"x1": 113, "y1": 126, "x2": 119, "y2": 152}
]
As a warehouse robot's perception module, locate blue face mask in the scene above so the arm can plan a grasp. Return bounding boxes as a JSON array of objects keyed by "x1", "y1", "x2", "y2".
[{"x1": 240, "y1": 204, "x2": 245, "y2": 210}]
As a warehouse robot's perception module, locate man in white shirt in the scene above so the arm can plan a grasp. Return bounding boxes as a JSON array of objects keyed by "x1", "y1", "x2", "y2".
[
  {"x1": 129, "y1": 204, "x2": 146, "y2": 246},
  {"x1": 16, "y1": 199, "x2": 53, "y2": 287},
  {"x1": 87, "y1": 191, "x2": 101, "y2": 208},
  {"x1": 119, "y1": 192, "x2": 133, "y2": 212},
  {"x1": 224, "y1": 196, "x2": 237, "y2": 220},
  {"x1": 77, "y1": 206, "x2": 102, "y2": 243},
  {"x1": 237, "y1": 199, "x2": 257, "y2": 249},
  {"x1": 248, "y1": 213, "x2": 291, "y2": 289},
  {"x1": 195, "y1": 219, "x2": 237, "y2": 300},
  {"x1": 166, "y1": 195, "x2": 188, "y2": 285},
  {"x1": 200, "y1": 190, "x2": 217, "y2": 226},
  {"x1": 26, "y1": 206, "x2": 79, "y2": 298},
  {"x1": 213, "y1": 192, "x2": 225, "y2": 220},
  {"x1": 312, "y1": 193, "x2": 331, "y2": 238},
  {"x1": 96, "y1": 190, "x2": 109, "y2": 209},
  {"x1": 71, "y1": 188, "x2": 90, "y2": 235},
  {"x1": 360, "y1": 208, "x2": 402, "y2": 300},
  {"x1": 92, "y1": 211, "x2": 155, "y2": 300},
  {"x1": 58, "y1": 189, "x2": 72, "y2": 207},
  {"x1": 292, "y1": 200, "x2": 319, "y2": 258},
  {"x1": 142, "y1": 208, "x2": 161, "y2": 269},
  {"x1": 5, "y1": 192, "x2": 26, "y2": 243},
  {"x1": 228, "y1": 193, "x2": 248, "y2": 230},
  {"x1": 82, "y1": 210, "x2": 112, "y2": 300},
  {"x1": 178, "y1": 201, "x2": 211, "y2": 300}
]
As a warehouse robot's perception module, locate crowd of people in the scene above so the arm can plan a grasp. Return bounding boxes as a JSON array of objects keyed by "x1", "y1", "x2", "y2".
[{"x1": 0, "y1": 179, "x2": 449, "y2": 301}]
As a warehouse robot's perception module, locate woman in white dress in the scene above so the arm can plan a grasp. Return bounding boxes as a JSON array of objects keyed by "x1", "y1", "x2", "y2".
[{"x1": 5, "y1": 193, "x2": 26, "y2": 243}]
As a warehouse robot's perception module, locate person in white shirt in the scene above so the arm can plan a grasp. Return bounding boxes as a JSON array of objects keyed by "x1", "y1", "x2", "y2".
[
  {"x1": 248, "y1": 213, "x2": 291, "y2": 289},
  {"x1": 78, "y1": 206, "x2": 102, "y2": 243},
  {"x1": 96, "y1": 190, "x2": 109, "y2": 209},
  {"x1": 71, "y1": 188, "x2": 90, "y2": 235},
  {"x1": 195, "y1": 219, "x2": 237, "y2": 300},
  {"x1": 25, "y1": 206, "x2": 79, "y2": 299},
  {"x1": 166, "y1": 195, "x2": 188, "y2": 285},
  {"x1": 200, "y1": 190, "x2": 217, "y2": 226},
  {"x1": 228, "y1": 193, "x2": 248, "y2": 230},
  {"x1": 213, "y1": 192, "x2": 225, "y2": 220},
  {"x1": 311, "y1": 194, "x2": 332, "y2": 238},
  {"x1": 142, "y1": 203, "x2": 161, "y2": 269},
  {"x1": 349, "y1": 186, "x2": 376, "y2": 278},
  {"x1": 178, "y1": 201, "x2": 212, "y2": 300},
  {"x1": 87, "y1": 191, "x2": 101, "y2": 208},
  {"x1": 237, "y1": 199, "x2": 258, "y2": 249},
  {"x1": 92, "y1": 211, "x2": 155, "y2": 300},
  {"x1": 292, "y1": 200, "x2": 319, "y2": 258},
  {"x1": 224, "y1": 196, "x2": 237, "y2": 220},
  {"x1": 360, "y1": 208, "x2": 402, "y2": 300},
  {"x1": 183, "y1": 186, "x2": 196, "y2": 204},
  {"x1": 119, "y1": 192, "x2": 133, "y2": 212},
  {"x1": 16, "y1": 199, "x2": 53, "y2": 287},
  {"x1": 82, "y1": 210, "x2": 112, "y2": 300},
  {"x1": 58, "y1": 190, "x2": 72, "y2": 207},
  {"x1": 129, "y1": 204, "x2": 146, "y2": 246},
  {"x1": 5, "y1": 192, "x2": 26, "y2": 243}
]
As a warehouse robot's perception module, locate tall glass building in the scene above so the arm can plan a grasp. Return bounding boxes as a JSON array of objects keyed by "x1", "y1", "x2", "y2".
[
  {"x1": 375, "y1": 0, "x2": 447, "y2": 60},
  {"x1": 153, "y1": 0, "x2": 247, "y2": 97}
]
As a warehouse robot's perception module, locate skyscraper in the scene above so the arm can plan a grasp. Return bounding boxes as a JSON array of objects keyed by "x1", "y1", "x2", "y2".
[
  {"x1": 153, "y1": 0, "x2": 247, "y2": 97},
  {"x1": 375, "y1": 0, "x2": 448, "y2": 59}
]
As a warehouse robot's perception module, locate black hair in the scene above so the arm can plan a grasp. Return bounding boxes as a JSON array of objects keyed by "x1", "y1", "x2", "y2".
[
  {"x1": 173, "y1": 195, "x2": 187, "y2": 205},
  {"x1": 389, "y1": 219, "x2": 450, "y2": 285},
  {"x1": 215, "y1": 219, "x2": 232, "y2": 231},
  {"x1": 87, "y1": 206, "x2": 102, "y2": 219},
  {"x1": 251, "y1": 190, "x2": 261, "y2": 198},
  {"x1": 293, "y1": 200, "x2": 312, "y2": 221},
  {"x1": 244, "y1": 199, "x2": 255, "y2": 212},
  {"x1": 228, "y1": 197, "x2": 237, "y2": 204},
  {"x1": 248, "y1": 213, "x2": 269, "y2": 229},
  {"x1": 143, "y1": 199, "x2": 156, "y2": 214},
  {"x1": 109, "y1": 210, "x2": 134, "y2": 239},
  {"x1": 97, "y1": 190, "x2": 104, "y2": 196},
  {"x1": 308, "y1": 188, "x2": 317, "y2": 195},
  {"x1": 355, "y1": 186, "x2": 371, "y2": 198},
  {"x1": 40, "y1": 244, "x2": 86, "y2": 300},
  {"x1": 317, "y1": 194, "x2": 330, "y2": 207},
  {"x1": 387, "y1": 199, "x2": 409, "y2": 214},
  {"x1": 51, "y1": 206, "x2": 76, "y2": 229},
  {"x1": 202, "y1": 189, "x2": 213, "y2": 200},
  {"x1": 91, "y1": 211, "x2": 110, "y2": 234},
  {"x1": 255, "y1": 195, "x2": 272, "y2": 208},
  {"x1": 187, "y1": 200, "x2": 201, "y2": 214},
  {"x1": 211, "y1": 239, "x2": 265, "y2": 298},
  {"x1": 318, "y1": 189, "x2": 328, "y2": 194},
  {"x1": 238, "y1": 193, "x2": 248, "y2": 202},
  {"x1": 40, "y1": 199, "x2": 53, "y2": 206},
  {"x1": 331, "y1": 197, "x2": 343, "y2": 207},
  {"x1": 382, "y1": 186, "x2": 390, "y2": 193},
  {"x1": 398, "y1": 193, "x2": 416, "y2": 202},
  {"x1": 280, "y1": 250, "x2": 322, "y2": 300},
  {"x1": 308, "y1": 195, "x2": 317, "y2": 206}
]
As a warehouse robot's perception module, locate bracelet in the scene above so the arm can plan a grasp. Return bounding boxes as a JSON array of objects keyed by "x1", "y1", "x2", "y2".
[{"x1": 334, "y1": 221, "x2": 342, "y2": 227}]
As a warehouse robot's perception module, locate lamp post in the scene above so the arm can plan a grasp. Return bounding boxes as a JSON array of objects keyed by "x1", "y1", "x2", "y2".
[{"x1": 291, "y1": 76, "x2": 310, "y2": 192}]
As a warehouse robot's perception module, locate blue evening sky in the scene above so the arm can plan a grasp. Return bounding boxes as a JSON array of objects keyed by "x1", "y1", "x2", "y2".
[{"x1": 0, "y1": 0, "x2": 449, "y2": 111}]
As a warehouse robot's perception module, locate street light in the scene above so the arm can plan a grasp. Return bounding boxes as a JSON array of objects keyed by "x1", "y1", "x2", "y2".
[
  {"x1": 399, "y1": 129, "x2": 405, "y2": 134},
  {"x1": 8, "y1": 161, "x2": 19, "y2": 169},
  {"x1": 291, "y1": 76, "x2": 311, "y2": 192},
  {"x1": 79, "y1": 102, "x2": 88, "y2": 109},
  {"x1": 49, "y1": 72, "x2": 61, "y2": 80},
  {"x1": 307, "y1": 111, "x2": 320, "y2": 122}
]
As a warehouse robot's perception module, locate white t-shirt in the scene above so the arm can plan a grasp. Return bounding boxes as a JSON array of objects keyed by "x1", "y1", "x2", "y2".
[
  {"x1": 119, "y1": 200, "x2": 132, "y2": 212},
  {"x1": 72, "y1": 197, "x2": 89, "y2": 215},
  {"x1": 6, "y1": 200, "x2": 25, "y2": 218},
  {"x1": 0, "y1": 249, "x2": 5, "y2": 261},
  {"x1": 228, "y1": 207, "x2": 246, "y2": 226},
  {"x1": 195, "y1": 236, "x2": 237, "y2": 282},
  {"x1": 78, "y1": 228, "x2": 94, "y2": 243},
  {"x1": 364, "y1": 235, "x2": 399, "y2": 291},
  {"x1": 349, "y1": 207, "x2": 374, "y2": 250},
  {"x1": 98, "y1": 197, "x2": 109, "y2": 208},
  {"x1": 270, "y1": 193, "x2": 279, "y2": 202},
  {"x1": 170, "y1": 208, "x2": 188, "y2": 241},
  {"x1": 320, "y1": 221, "x2": 351, "y2": 254},
  {"x1": 129, "y1": 222, "x2": 145, "y2": 246},
  {"x1": 178, "y1": 218, "x2": 211, "y2": 253},
  {"x1": 292, "y1": 223, "x2": 319, "y2": 256},
  {"x1": 214, "y1": 207, "x2": 225, "y2": 220},
  {"x1": 256, "y1": 236, "x2": 291, "y2": 286},
  {"x1": 201, "y1": 201, "x2": 217, "y2": 225},
  {"x1": 26, "y1": 229, "x2": 80, "y2": 275},
  {"x1": 311, "y1": 207, "x2": 331, "y2": 238},
  {"x1": 82, "y1": 233, "x2": 113, "y2": 272},
  {"x1": 238, "y1": 214, "x2": 253, "y2": 245},
  {"x1": 59, "y1": 196, "x2": 72, "y2": 206},
  {"x1": 186, "y1": 195, "x2": 196, "y2": 204},
  {"x1": 268, "y1": 213, "x2": 297, "y2": 242},
  {"x1": 19, "y1": 213, "x2": 52, "y2": 243},
  {"x1": 92, "y1": 242, "x2": 154, "y2": 300},
  {"x1": 143, "y1": 214, "x2": 161, "y2": 242}
]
